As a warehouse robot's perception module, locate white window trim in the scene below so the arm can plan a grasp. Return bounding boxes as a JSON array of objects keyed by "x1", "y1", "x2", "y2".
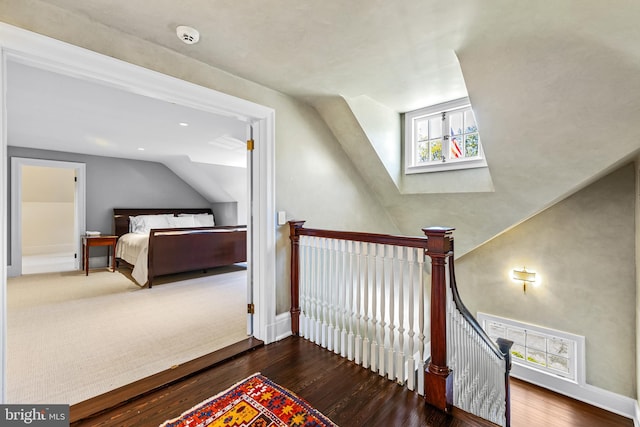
[
  {"x1": 404, "y1": 97, "x2": 487, "y2": 174},
  {"x1": 477, "y1": 312, "x2": 586, "y2": 386}
]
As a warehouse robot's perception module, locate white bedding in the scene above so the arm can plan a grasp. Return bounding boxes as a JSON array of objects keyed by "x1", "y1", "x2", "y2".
[{"x1": 116, "y1": 233, "x2": 150, "y2": 285}]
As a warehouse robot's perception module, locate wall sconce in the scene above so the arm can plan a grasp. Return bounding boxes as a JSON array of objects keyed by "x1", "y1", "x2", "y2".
[{"x1": 512, "y1": 267, "x2": 536, "y2": 293}]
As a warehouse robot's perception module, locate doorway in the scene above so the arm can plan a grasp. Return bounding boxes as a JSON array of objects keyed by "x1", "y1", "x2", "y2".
[
  {"x1": 0, "y1": 23, "x2": 277, "y2": 404},
  {"x1": 10, "y1": 158, "x2": 86, "y2": 276}
]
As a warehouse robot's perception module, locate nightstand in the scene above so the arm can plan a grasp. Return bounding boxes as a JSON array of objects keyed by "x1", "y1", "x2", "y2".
[{"x1": 82, "y1": 235, "x2": 118, "y2": 275}]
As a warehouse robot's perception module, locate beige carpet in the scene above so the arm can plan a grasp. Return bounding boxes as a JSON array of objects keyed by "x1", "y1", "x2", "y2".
[{"x1": 6, "y1": 265, "x2": 248, "y2": 405}]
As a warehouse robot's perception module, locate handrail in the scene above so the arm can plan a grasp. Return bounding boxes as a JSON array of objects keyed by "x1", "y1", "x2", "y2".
[
  {"x1": 289, "y1": 220, "x2": 429, "y2": 248},
  {"x1": 448, "y1": 257, "x2": 508, "y2": 360}
]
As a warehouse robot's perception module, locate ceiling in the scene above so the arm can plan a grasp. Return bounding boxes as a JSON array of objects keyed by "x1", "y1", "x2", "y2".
[
  {"x1": 29, "y1": 0, "x2": 476, "y2": 113},
  {"x1": 29, "y1": 0, "x2": 640, "y2": 116},
  {"x1": 7, "y1": 59, "x2": 248, "y2": 167}
]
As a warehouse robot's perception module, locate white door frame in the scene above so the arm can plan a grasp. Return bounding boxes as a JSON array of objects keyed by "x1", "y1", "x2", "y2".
[
  {"x1": 0, "y1": 23, "x2": 277, "y2": 403},
  {"x1": 9, "y1": 157, "x2": 86, "y2": 277}
]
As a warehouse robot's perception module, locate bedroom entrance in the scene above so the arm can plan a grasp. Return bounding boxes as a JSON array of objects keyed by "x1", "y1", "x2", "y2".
[
  {"x1": 10, "y1": 158, "x2": 86, "y2": 276},
  {"x1": 0, "y1": 23, "x2": 277, "y2": 406},
  {"x1": 5, "y1": 70, "x2": 253, "y2": 404}
]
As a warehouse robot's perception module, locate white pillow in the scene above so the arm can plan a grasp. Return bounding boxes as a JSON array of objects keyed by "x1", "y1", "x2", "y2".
[
  {"x1": 194, "y1": 213, "x2": 215, "y2": 227},
  {"x1": 179, "y1": 213, "x2": 215, "y2": 227},
  {"x1": 129, "y1": 216, "x2": 143, "y2": 233},
  {"x1": 169, "y1": 215, "x2": 196, "y2": 228},
  {"x1": 129, "y1": 214, "x2": 173, "y2": 234}
]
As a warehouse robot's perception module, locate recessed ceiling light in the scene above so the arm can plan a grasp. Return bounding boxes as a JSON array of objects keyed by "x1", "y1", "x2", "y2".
[
  {"x1": 137, "y1": 147, "x2": 145, "y2": 151},
  {"x1": 179, "y1": 122, "x2": 189, "y2": 127}
]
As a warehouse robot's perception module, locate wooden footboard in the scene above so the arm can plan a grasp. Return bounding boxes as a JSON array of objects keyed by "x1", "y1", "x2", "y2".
[
  {"x1": 113, "y1": 209, "x2": 247, "y2": 288},
  {"x1": 147, "y1": 226, "x2": 247, "y2": 287}
]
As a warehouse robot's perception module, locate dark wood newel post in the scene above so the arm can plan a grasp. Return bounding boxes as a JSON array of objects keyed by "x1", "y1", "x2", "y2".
[
  {"x1": 289, "y1": 220, "x2": 306, "y2": 336},
  {"x1": 423, "y1": 227, "x2": 455, "y2": 413},
  {"x1": 497, "y1": 338, "x2": 514, "y2": 426}
]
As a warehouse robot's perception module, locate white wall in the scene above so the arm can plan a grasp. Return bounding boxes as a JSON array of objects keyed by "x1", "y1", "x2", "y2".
[{"x1": 636, "y1": 157, "x2": 640, "y2": 413}]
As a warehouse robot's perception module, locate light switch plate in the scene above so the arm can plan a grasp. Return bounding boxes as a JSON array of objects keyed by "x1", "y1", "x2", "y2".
[{"x1": 277, "y1": 211, "x2": 287, "y2": 225}]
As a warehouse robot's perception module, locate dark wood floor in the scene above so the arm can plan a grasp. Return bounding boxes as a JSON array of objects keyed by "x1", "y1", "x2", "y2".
[{"x1": 72, "y1": 336, "x2": 633, "y2": 427}]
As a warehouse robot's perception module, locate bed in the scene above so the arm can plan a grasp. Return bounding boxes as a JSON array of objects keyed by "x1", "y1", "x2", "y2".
[{"x1": 113, "y1": 208, "x2": 247, "y2": 288}]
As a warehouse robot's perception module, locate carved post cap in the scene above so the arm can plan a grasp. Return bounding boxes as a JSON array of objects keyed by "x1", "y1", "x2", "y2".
[
  {"x1": 497, "y1": 338, "x2": 514, "y2": 371},
  {"x1": 422, "y1": 227, "x2": 455, "y2": 255},
  {"x1": 288, "y1": 220, "x2": 306, "y2": 239}
]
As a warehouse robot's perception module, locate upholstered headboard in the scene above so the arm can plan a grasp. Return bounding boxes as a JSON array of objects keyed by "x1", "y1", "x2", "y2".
[{"x1": 113, "y1": 208, "x2": 214, "y2": 238}]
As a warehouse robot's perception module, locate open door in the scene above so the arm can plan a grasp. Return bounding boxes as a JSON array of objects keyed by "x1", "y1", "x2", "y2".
[{"x1": 10, "y1": 158, "x2": 86, "y2": 277}]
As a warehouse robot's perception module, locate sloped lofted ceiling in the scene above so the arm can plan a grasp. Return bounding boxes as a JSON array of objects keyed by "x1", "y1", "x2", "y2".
[
  {"x1": 7, "y1": 57, "x2": 248, "y2": 204},
  {"x1": 14, "y1": 0, "x2": 640, "y2": 254}
]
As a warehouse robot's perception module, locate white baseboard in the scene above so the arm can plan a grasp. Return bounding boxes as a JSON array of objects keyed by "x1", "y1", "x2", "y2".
[
  {"x1": 6, "y1": 264, "x2": 18, "y2": 278},
  {"x1": 22, "y1": 244, "x2": 74, "y2": 256},
  {"x1": 271, "y1": 312, "x2": 292, "y2": 342},
  {"x1": 511, "y1": 364, "x2": 637, "y2": 421}
]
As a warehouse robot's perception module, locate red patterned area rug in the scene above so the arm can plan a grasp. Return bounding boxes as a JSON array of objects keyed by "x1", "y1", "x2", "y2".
[{"x1": 159, "y1": 373, "x2": 338, "y2": 427}]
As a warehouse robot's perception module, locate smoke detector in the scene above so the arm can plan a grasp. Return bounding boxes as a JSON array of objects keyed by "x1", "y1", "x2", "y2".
[{"x1": 176, "y1": 25, "x2": 200, "y2": 45}]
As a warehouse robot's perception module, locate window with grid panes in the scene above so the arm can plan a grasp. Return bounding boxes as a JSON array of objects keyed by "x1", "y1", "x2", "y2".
[{"x1": 404, "y1": 97, "x2": 487, "y2": 174}]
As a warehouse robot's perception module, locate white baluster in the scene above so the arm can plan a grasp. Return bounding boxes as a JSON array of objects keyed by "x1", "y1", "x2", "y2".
[
  {"x1": 347, "y1": 240, "x2": 355, "y2": 361},
  {"x1": 332, "y1": 240, "x2": 338, "y2": 353},
  {"x1": 396, "y1": 246, "x2": 405, "y2": 385},
  {"x1": 338, "y1": 240, "x2": 350, "y2": 358},
  {"x1": 370, "y1": 243, "x2": 378, "y2": 373},
  {"x1": 310, "y1": 236, "x2": 318, "y2": 344},
  {"x1": 362, "y1": 242, "x2": 370, "y2": 369},
  {"x1": 406, "y1": 247, "x2": 416, "y2": 391},
  {"x1": 417, "y1": 248, "x2": 425, "y2": 395},
  {"x1": 354, "y1": 241, "x2": 363, "y2": 365},
  {"x1": 300, "y1": 236, "x2": 308, "y2": 338},
  {"x1": 311, "y1": 237, "x2": 318, "y2": 345},
  {"x1": 327, "y1": 238, "x2": 335, "y2": 352},
  {"x1": 378, "y1": 244, "x2": 387, "y2": 377},
  {"x1": 316, "y1": 237, "x2": 324, "y2": 346},
  {"x1": 333, "y1": 239, "x2": 342, "y2": 355},
  {"x1": 321, "y1": 238, "x2": 329, "y2": 348},
  {"x1": 306, "y1": 236, "x2": 312, "y2": 343},
  {"x1": 388, "y1": 245, "x2": 396, "y2": 382}
]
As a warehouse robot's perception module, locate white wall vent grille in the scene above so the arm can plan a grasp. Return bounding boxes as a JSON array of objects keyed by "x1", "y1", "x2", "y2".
[{"x1": 477, "y1": 313, "x2": 585, "y2": 385}]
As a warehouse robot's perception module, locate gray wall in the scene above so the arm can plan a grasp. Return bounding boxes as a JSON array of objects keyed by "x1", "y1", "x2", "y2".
[
  {"x1": 455, "y1": 163, "x2": 636, "y2": 397},
  {"x1": 8, "y1": 146, "x2": 214, "y2": 262},
  {"x1": 211, "y1": 201, "x2": 238, "y2": 226}
]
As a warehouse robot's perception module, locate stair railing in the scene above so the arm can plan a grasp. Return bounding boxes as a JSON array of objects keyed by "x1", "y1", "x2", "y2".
[
  {"x1": 289, "y1": 222, "x2": 513, "y2": 426},
  {"x1": 289, "y1": 220, "x2": 431, "y2": 392},
  {"x1": 446, "y1": 256, "x2": 513, "y2": 426}
]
